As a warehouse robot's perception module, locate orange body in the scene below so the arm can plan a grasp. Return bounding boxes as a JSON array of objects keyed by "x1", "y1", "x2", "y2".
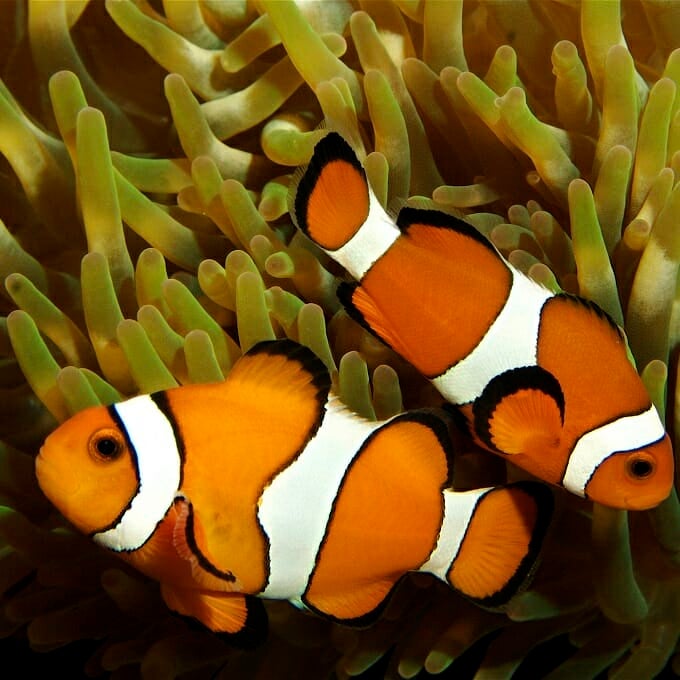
[
  {"x1": 291, "y1": 132, "x2": 674, "y2": 510},
  {"x1": 37, "y1": 341, "x2": 552, "y2": 633}
]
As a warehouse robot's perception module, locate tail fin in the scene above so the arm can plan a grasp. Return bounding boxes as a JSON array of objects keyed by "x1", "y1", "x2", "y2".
[
  {"x1": 424, "y1": 481, "x2": 553, "y2": 609},
  {"x1": 289, "y1": 132, "x2": 371, "y2": 251}
]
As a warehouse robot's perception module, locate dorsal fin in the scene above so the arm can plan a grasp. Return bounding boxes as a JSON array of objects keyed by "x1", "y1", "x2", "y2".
[
  {"x1": 225, "y1": 339, "x2": 331, "y2": 409},
  {"x1": 396, "y1": 206, "x2": 502, "y2": 257},
  {"x1": 554, "y1": 292, "x2": 623, "y2": 339}
]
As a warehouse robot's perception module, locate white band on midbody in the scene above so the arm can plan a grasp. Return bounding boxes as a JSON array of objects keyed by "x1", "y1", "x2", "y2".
[
  {"x1": 419, "y1": 487, "x2": 489, "y2": 580},
  {"x1": 561, "y1": 405, "x2": 666, "y2": 497},
  {"x1": 324, "y1": 188, "x2": 399, "y2": 282},
  {"x1": 94, "y1": 395, "x2": 182, "y2": 552},
  {"x1": 258, "y1": 396, "x2": 384, "y2": 601},
  {"x1": 432, "y1": 266, "x2": 553, "y2": 405}
]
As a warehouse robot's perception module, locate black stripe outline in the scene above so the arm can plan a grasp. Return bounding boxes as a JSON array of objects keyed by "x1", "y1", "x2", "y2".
[
  {"x1": 335, "y1": 219, "x2": 514, "y2": 381},
  {"x1": 91, "y1": 396, "x2": 185, "y2": 553},
  {"x1": 151, "y1": 391, "x2": 186, "y2": 489},
  {"x1": 89, "y1": 404, "x2": 142, "y2": 545},
  {"x1": 246, "y1": 339, "x2": 332, "y2": 594},
  {"x1": 564, "y1": 402, "x2": 660, "y2": 496}
]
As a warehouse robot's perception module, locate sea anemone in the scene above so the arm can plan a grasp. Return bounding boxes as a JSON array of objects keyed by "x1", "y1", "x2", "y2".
[{"x1": 1, "y1": 0, "x2": 680, "y2": 678}]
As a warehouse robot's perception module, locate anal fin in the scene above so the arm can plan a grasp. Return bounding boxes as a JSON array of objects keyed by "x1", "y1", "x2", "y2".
[{"x1": 171, "y1": 497, "x2": 242, "y2": 592}]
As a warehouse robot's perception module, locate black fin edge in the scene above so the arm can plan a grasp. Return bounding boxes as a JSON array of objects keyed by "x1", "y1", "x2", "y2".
[
  {"x1": 464, "y1": 481, "x2": 554, "y2": 610},
  {"x1": 387, "y1": 408, "x2": 455, "y2": 481},
  {"x1": 336, "y1": 281, "x2": 397, "y2": 353},
  {"x1": 246, "y1": 339, "x2": 333, "y2": 592},
  {"x1": 246, "y1": 338, "x2": 332, "y2": 407},
  {"x1": 552, "y1": 293, "x2": 624, "y2": 339},
  {"x1": 177, "y1": 497, "x2": 238, "y2": 584},
  {"x1": 302, "y1": 576, "x2": 404, "y2": 629},
  {"x1": 292, "y1": 131, "x2": 366, "y2": 237},
  {"x1": 396, "y1": 207, "x2": 500, "y2": 256},
  {"x1": 472, "y1": 366, "x2": 566, "y2": 453}
]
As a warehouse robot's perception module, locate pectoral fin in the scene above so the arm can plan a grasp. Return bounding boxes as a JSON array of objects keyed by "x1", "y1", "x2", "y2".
[
  {"x1": 473, "y1": 366, "x2": 564, "y2": 461},
  {"x1": 171, "y1": 497, "x2": 241, "y2": 591}
]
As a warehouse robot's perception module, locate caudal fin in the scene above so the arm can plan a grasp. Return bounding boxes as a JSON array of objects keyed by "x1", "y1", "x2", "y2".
[
  {"x1": 426, "y1": 481, "x2": 553, "y2": 609},
  {"x1": 289, "y1": 132, "x2": 371, "y2": 251}
]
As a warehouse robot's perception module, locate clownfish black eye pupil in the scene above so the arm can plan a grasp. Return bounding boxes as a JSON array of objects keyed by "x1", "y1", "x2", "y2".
[
  {"x1": 95, "y1": 437, "x2": 120, "y2": 458},
  {"x1": 629, "y1": 457, "x2": 654, "y2": 479},
  {"x1": 89, "y1": 430, "x2": 125, "y2": 462}
]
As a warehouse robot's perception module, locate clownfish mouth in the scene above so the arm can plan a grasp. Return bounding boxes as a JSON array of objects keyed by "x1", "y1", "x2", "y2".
[{"x1": 35, "y1": 448, "x2": 80, "y2": 500}]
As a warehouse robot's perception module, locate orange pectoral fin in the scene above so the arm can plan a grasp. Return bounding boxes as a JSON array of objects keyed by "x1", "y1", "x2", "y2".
[
  {"x1": 447, "y1": 482, "x2": 553, "y2": 609},
  {"x1": 473, "y1": 367, "x2": 564, "y2": 478},
  {"x1": 171, "y1": 497, "x2": 242, "y2": 592},
  {"x1": 290, "y1": 132, "x2": 370, "y2": 250},
  {"x1": 160, "y1": 584, "x2": 267, "y2": 640}
]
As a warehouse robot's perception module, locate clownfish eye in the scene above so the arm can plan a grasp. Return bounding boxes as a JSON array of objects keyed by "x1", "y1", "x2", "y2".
[
  {"x1": 626, "y1": 453, "x2": 655, "y2": 480},
  {"x1": 89, "y1": 430, "x2": 125, "y2": 462}
]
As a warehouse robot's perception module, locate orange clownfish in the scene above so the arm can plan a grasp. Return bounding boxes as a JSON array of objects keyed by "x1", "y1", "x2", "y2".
[
  {"x1": 289, "y1": 132, "x2": 674, "y2": 511},
  {"x1": 36, "y1": 340, "x2": 552, "y2": 635}
]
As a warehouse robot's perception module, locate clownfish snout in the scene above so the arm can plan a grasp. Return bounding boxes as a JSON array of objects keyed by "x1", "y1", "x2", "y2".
[
  {"x1": 584, "y1": 434, "x2": 675, "y2": 511},
  {"x1": 35, "y1": 441, "x2": 81, "y2": 501}
]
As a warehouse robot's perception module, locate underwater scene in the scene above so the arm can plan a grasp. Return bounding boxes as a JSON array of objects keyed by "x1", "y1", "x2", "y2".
[{"x1": 1, "y1": 0, "x2": 680, "y2": 678}]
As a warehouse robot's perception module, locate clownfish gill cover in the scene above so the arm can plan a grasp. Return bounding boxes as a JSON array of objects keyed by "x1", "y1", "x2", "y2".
[{"x1": 0, "y1": 1, "x2": 679, "y2": 679}]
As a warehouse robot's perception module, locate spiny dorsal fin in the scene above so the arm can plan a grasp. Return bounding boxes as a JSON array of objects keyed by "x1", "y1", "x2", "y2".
[
  {"x1": 225, "y1": 339, "x2": 331, "y2": 411},
  {"x1": 397, "y1": 206, "x2": 501, "y2": 257}
]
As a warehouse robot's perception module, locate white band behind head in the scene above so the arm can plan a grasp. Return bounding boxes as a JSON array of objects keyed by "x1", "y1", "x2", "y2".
[{"x1": 94, "y1": 395, "x2": 181, "y2": 552}]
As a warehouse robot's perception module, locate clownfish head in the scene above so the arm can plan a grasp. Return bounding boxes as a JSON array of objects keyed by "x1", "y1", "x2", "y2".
[
  {"x1": 561, "y1": 407, "x2": 675, "y2": 510},
  {"x1": 36, "y1": 404, "x2": 140, "y2": 538},
  {"x1": 577, "y1": 431, "x2": 674, "y2": 511}
]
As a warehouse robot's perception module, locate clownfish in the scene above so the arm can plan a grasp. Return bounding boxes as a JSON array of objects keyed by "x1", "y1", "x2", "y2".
[
  {"x1": 289, "y1": 132, "x2": 674, "y2": 511},
  {"x1": 36, "y1": 340, "x2": 552, "y2": 635}
]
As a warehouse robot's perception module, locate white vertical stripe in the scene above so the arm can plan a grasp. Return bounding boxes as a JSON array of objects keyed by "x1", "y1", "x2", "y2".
[
  {"x1": 322, "y1": 188, "x2": 399, "y2": 281},
  {"x1": 561, "y1": 405, "x2": 666, "y2": 497},
  {"x1": 419, "y1": 488, "x2": 489, "y2": 580},
  {"x1": 258, "y1": 397, "x2": 384, "y2": 600},
  {"x1": 431, "y1": 267, "x2": 553, "y2": 405},
  {"x1": 93, "y1": 395, "x2": 182, "y2": 552}
]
